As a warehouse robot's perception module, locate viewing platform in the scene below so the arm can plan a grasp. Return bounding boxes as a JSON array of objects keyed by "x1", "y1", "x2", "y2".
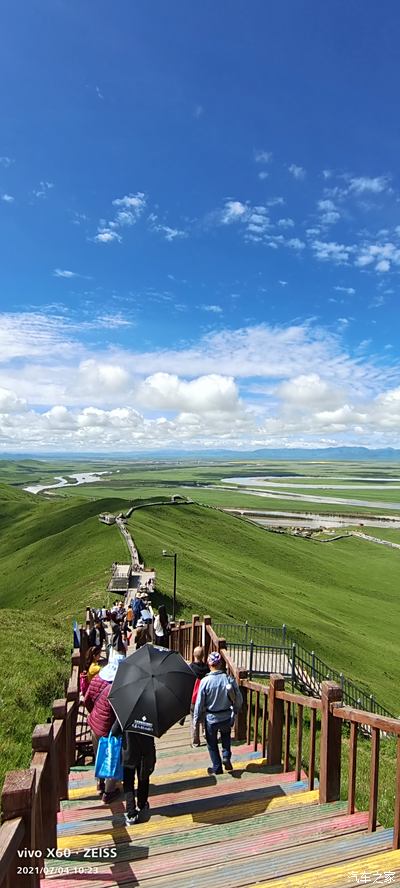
[{"x1": 2, "y1": 616, "x2": 400, "y2": 887}]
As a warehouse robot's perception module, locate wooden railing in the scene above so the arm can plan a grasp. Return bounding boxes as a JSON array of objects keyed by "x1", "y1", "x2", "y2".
[
  {"x1": 170, "y1": 615, "x2": 400, "y2": 847},
  {"x1": 2, "y1": 610, "x2": 400, "y2": 887},
  {"x1": 331, "y1": 704, "x2": 400, "y2": 848},
  {"x1": 0, "y1": 616, "x2": 86, "y2": 888}
]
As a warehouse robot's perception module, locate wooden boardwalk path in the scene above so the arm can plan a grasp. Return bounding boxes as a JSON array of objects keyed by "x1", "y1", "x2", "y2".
[{"x1": 41, "y1": 723, "x2": 400, "y2": 888}]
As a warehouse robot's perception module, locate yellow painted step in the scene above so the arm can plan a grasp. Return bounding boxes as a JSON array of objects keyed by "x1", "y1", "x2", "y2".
[
  {"x1": 58, "y1": 789, "x2": 319, "y2": 851},
  {"x1": 68, "y1": 758, "x2": 268, "y2": 799},
  {"x1": 252, "y1": 848, "x2": 400, "y2": 888}
]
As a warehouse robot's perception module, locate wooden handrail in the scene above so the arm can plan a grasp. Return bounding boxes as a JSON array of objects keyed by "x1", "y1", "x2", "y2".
[
  {"x1": 277, "y1": 690, "x2": 322, "y2": 709},
  {"x1": 0, "y1": 817, "x2": 25, "y2": 885},
  {"x1": 332, "y1": 705, "x2": 400, "y2": 735}
]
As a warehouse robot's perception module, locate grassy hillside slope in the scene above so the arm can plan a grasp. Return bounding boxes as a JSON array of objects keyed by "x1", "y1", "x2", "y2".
[
  {"x1": 0, "y1": 610, "x2": 71, "y2": 794},
  {"x1": 0, "y1": 485, "x2": 131, "y2": 791},
  {"x1": 130, "y1": 503, "x2": 400, "y2": 712},
  {"x1": 0, "y1": 486, "x2": 130, "y2": 615}
]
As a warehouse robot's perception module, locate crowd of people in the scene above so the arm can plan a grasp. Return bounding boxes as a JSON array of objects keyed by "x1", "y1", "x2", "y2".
[{"x1": 81, "y1": 593, "x2": 242, "y2": 826}]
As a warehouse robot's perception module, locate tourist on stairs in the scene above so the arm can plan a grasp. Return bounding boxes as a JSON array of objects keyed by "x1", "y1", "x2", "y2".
[
  {"x1": 88, "y1": 617, "x2": 106, "y2": 649},
  {"x1": 111, "y1": 720, "x2": 156, "y2": 825},
  {"x1": 86, "y1": 646, "x2": 102, "y2": 683},
  {"x1": 84, "y1": 655, "x2": 125, "y2": 803},
  {"x1": 193, "y1": 651, "x2": 243, "y2": 774},
  {"x1": 153, "y1": 604, "x2": 171, "y2": 648},
  {"x1": 189, "y1": 645, "x2": 209, "y2": 747}
]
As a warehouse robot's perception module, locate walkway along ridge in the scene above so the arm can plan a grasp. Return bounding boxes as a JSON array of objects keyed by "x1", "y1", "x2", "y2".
[{"x1": 3, "y1": 614, "x2": 400, "y2": 886}]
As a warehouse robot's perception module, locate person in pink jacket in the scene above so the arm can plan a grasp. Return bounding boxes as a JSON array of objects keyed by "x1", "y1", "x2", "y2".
[{"x1": 84, "y1": 655, "x2": 125, "y2": 803}]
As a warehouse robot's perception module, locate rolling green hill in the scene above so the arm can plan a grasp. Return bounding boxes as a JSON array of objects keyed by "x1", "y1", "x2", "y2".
[
  {"x1": 1, "y1": 482, "x2": 399, "y2": 801},
  {"x1": 129, "y1": 502, "x2": 400, "y2": 713}
]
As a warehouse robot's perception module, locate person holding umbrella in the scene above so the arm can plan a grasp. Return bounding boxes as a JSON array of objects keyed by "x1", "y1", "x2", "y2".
[
  {"x1": 111, "y1": 720, "x2": 156, "y2": 825},
  {"x1": 108, "y1": 644, "x2": 195, "y2": 824}
]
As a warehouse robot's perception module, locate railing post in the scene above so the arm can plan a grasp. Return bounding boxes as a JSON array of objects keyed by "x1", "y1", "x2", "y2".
[
  {"x1": 249, "y1": 639, "x2": 254, "y2": 680},
  {"x1": 245, "y1": 621, "x2": 249, "y2": 645},
  {"x1": 203, "y1": 616, "x2": 212, "y2": 659},
  {"x1": 282, "y1": 624, "x2": 286, "y2": 645},
  {"x1": 1, "y1": 769, "x2": 39, "y2": 888},
  {"x1": 291, "y1": 643, "x2": 296, "y2": 690},
  {"x1": 217, "y1": 637, "x2": 227, "y2": 657},
  {"x1": 31, "y1": 723, "x2": 57, "y2": 853},
  {"x1": 235, "y1": 669, "x2": 248, "y2": 741},
  {"x1": 190, "y1": 615, "x2": 200, "y2": 662},
  {"x1": 52, "y1": 698, "x2": 69, "y2": 801},
  {"x1": 67, "y1": 667, "x2": 79, "y2": 766},
  {"x1": 311, "y1": 651, "x2": 315, "y2": 681},
  {"x1": 177, "y1": 619, "x2": 185, "y2": 656},
  {"x1": 80, "y1": 627, "x2": 89, "y2": 670},
  {"x1": 268, "y1": 674, "x2": 285, "y2": 767},
  {"x1": 319, "y1": 680, "x2": 342, "y2": 804}
]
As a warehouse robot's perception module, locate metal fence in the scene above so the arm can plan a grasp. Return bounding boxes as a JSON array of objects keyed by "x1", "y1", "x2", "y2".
[
  {"x1": 216, "y1": 622, "x2": 394, "y2": 719},
  {"x1": 213, "y1": 622, "x2": 287, "y2": 647}
]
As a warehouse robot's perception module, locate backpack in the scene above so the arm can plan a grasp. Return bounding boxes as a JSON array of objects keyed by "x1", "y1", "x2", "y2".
[
  {"x1": 191, "y1": 677, "x2": 201, "y2": 706},
  {"x1": 80, "y1": 671, "x2": 89, "y2": 695}
]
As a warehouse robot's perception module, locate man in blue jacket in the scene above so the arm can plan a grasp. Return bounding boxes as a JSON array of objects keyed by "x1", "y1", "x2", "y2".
[{"x1": 193, "y1": 651, "x2": 243, "y2": 774}]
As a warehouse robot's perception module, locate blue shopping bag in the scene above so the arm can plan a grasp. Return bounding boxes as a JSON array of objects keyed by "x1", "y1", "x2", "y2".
[{"x1": 95, "y1": 733, "x2": 123, "y2": 781}]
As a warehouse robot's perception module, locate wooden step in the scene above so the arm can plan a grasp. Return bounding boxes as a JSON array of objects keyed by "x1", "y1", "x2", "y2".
[
  {"x1": 56, "y1": 788, "x2": 320, "y2": 852},
  {"x1": 60, "y1": 769, "x2": 308, "y2": 825},
  {"x1": 46, "y1": 801, "x2": 350, "y2": 872},
  {"x1": 42, "y1": 812, "x2": 370, "y2": 888},
  {"x1": 45, "y1": 829, "x2": 394, "y2": 888},
  {"x1": 253, "y1": 846, "x2": 400, "y2": 887}
]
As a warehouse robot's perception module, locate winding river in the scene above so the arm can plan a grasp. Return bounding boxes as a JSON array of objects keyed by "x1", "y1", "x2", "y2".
[{"x1": 24, "y1": 471, "x2": 111, "y2": 494}]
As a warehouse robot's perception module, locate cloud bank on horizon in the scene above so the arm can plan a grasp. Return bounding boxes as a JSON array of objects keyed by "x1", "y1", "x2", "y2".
[{"x1": 0, "y1": 2, "x2": 399, "y2": 452}]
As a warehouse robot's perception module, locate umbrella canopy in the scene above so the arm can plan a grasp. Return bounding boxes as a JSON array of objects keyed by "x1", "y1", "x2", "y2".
[{"x1": 108, "y1": 644, "x2": 196, "y2": 737}]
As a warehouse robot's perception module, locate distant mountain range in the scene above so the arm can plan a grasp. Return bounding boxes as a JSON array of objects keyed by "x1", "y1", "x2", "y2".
[{"x1": 1, "y1": 446, "x2": 400, "y2": 461}]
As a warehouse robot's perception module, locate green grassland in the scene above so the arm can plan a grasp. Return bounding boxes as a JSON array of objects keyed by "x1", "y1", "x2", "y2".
[
  {"x1": 0, "y1": 610, "x2": 71, "y2": 795},
  {"x1": 129, "y1": 503, "x2": 400, "y2": 713},
  {"x1": 1, "y1": 459, "x2": 400, "y2": 817}
]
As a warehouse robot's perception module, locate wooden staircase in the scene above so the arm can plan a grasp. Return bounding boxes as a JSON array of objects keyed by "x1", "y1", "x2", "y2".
[{"x1": 42, "y1": 723, "x2": 400, "y2": 888}]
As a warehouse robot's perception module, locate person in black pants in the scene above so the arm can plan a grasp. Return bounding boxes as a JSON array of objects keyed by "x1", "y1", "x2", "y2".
[{"x1": 111, "y1": 721, "x2": 156, "y2": 825}]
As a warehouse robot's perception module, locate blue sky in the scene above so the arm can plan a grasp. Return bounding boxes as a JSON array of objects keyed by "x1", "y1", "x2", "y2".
[{"x1": 0, "y1": 0, "x2": 399, "y2": 451}]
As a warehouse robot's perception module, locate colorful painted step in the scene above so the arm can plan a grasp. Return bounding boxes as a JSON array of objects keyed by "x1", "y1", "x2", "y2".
[{"x1": 44, "y1": 721, "x2": 396, "y2": 888}]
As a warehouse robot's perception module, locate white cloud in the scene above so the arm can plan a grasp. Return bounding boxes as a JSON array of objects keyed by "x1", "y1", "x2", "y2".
[
  {"x1": 139, "y1": 372, "x2": 240, "y2": 413},
  {"x1": 288, "y1": 164, "x2": 306, "y2": 180},
  {"x1": 349, "y1": 176, "x2": 389, "y2": 194},
  {"x1": 254, "y1": 150, "x2": 272, "y2": 164},
  {"x1": 221, "y1": 200, "x2": 248, "y2": 224},
  {"x1": 287, "y1": 238, "x2": 305, "y2": 251},
  {"x1": 201, "y1": 304, "x2": 223, "y2": 313},
  {"x1": 95, "y1": 86, "x2": 104, "y2": 100},
  {"x1": 334, "y1": 286, "x2": 356, "y2": 295},
  {"x1": 311, "y1": 240, "x2": 353, "y2": 263},
  {"x1": 33, "y1": 181, "x2": 54, "y2": 199},
  {"x1": 0, "y1": 386, "x2": 27, "y2": 413},
  {"x1": 112, "y1": 192, "x2": 146, "y2": 213},
  {"x1": 258, "y1": 171, "x2": 269, "y2": 180},
  {"x1": 0, "y1": 156, "x2": 14, "y2": 167},
  {"x1": 1, "y1": 193, "x2": 14, "y2": 203},
  {"x1": 317, "y1": 198, "x2": 340, "y2": 225},
  {"x1": 278, "y1": 218, "x2": 294, "y2": 228},
  {"x1": 53, "y1": 269, "x2": 78, "y2": 278},
  {"x1": 78, "y1": 360, "x2": 131, "y2": 394},
  {"x1": 1, "y1": 314, "x2": 400, "y2": 450},
  {"x1": 155, "y1": 225, "x2": 186, "y2": 242},
  {"x1": 193, "y1": 104, "x2": 204, "y2": 118},
  {"x1": 355, "y1": 242, "x2": 400, "y2": 273},
  {"x1": 376, "y1": 259, "x2": 390, "y2": 273},
  {"x1": 94, "y1": 228, "x2": 122, "y2": 244}
]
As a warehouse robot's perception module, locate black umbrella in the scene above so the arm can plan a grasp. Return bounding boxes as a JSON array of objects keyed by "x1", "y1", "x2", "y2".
[{"x1": 108, "y1": 644, "x2": 196, "y2": 738}]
